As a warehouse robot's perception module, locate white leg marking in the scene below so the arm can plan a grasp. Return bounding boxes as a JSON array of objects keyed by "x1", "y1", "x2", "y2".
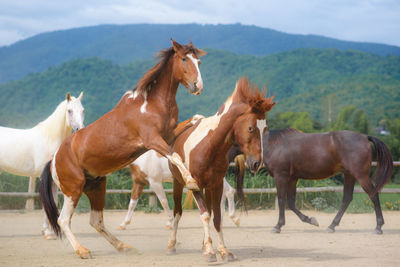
[
  {"x1": 167, "y1": 214, "x2": 181, "y2": 251},
  {"x1": 58, "y1": 196, "x2": 81, "y2": 251},
  {"x1": 90, "y1": 210, "x2": 130, "y2": 251},
  {"x1": 120, "y1": 199, "x2": 138, "y2": 229},
  {"x1": 151, "y1": 183, "x2": 173, "y2": 228},
  {"x1": 200, "y1": 212, "x2": 215, "y2": 255}
]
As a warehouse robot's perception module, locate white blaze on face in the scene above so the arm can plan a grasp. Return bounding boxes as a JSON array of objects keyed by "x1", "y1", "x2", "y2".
[
  {"x1": 187, "y1": 54, "x2": 203, "y2": 90},
  {"x1": 256, "y1": 119, "x2": 267, "y2": 165}
]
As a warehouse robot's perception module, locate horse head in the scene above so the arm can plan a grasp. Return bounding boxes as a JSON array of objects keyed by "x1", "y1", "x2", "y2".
[
  {"x1": 171, "y1": 39, "x2": 207, "y2": 95},
  {"x1": 232, "y1": 77, "x2": 275, "y2": 173},
  {"x1": 65, "y1": 91, "x2": 85, "y2": 131}
]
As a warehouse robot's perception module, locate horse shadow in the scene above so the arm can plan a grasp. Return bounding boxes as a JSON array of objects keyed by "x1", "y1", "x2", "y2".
[{"x1": 230, "y1": 246, "x2": 356, "y2": 262}]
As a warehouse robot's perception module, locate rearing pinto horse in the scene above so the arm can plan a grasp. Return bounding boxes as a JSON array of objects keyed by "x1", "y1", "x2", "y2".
[
  {"x1": 167, "y1": 77, "x2": 275, "y2": 262},
  {"x1": 40, "y1": 39, "x2": 206, "y2": 259}
]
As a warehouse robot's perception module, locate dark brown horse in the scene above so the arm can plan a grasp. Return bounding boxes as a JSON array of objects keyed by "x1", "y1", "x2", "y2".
[
  {"x1": 39, "y1": 39, "x2": 206, "y2": 258},
  {"x1": 167, "y1": 77, "x2": 275, "y2": 262},
  {"x1": 237, "y1": 129, "x2": 393, "y2": 234}
]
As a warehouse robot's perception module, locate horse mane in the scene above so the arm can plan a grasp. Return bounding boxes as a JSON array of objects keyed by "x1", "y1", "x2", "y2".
[
  {"x1": 36, "y1": 99, "x2": 71, "y2": 141},
  {"x1": 268, "y1": 128, "x2": 301, "y2": 144},
  {"x1": 136, "y1": 45, "x2": 201, "y2": 94},
  {"x1": 235, "y1": 77, "x2": 275, "y2": 116}
]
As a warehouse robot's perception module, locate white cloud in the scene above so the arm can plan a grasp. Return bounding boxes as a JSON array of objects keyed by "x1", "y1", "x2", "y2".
[{"x1": 0, "y1": 0, "x2": 399, "y2": 47}]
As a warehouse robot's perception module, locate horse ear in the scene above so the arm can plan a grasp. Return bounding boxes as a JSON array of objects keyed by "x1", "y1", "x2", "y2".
[
  {"x1": 195, "y1": 48, "x2": 207, "y2": 58},
  {"x1": 171, "y1": 38, "x2": 183, "y2": 53},
  {"x1": 78, "y1": 91, "x2": 83, "y2": 100},
  {"x1": 66, "y1": 92, "x2": 71, "y2": 102}
]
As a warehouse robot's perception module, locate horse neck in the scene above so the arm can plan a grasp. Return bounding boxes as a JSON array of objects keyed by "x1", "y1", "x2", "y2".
[
  {"x1": 209, "y1": 102, "x2": 248, "y2": 155},
  {"x1": 36, "y1": 101, "x2": 72, "y2": 144},
  {"x1": 148, "y1": 59, "x2": 179, "y2": 111}
]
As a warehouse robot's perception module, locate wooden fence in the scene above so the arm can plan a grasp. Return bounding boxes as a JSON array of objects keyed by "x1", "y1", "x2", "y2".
[{"x1": 0, "y1": 161, "x2": 399, "y2": 210}]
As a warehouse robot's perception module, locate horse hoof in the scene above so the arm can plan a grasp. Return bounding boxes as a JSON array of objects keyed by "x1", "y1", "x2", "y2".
[
  {"x1": 204, "y1": 253, "x2": 217, "y2": 262},
  {"x1": 326, "y1": 227, "x2": 335, "y2": 233},
  {"x1": 118, "y1": 225, "x2": 126, "y2": 230},
  {"x1": 117, "y1": 243, "x2": 135, "y2": 253},
  {"x1": 166, "y1": 247, "x2": 176, "y2": 255},
  {"x1": 270, "y1": 227, "x2": 281, "y2": 234},
  {"x1": 165, "y1": 223, "x2": 173, "y2": 230},
  {"x1": 76, "y1": 247, "x2": 92, "y2": 259},
  {"x1": 375, "y1": 229, "x2": 383, "y2": 235},
  {"x1": 233, "y1": 217, "x2": 240, "y2": 227},
  {"x1": 310, "y1": 217, "x2": 319, "y2": 227},
  {"x1": 221, "y1": 252, "x2": 235, "y2": 262},
  {"x1": 44, "y1": 234, "x2": 57, "y2": 240}
]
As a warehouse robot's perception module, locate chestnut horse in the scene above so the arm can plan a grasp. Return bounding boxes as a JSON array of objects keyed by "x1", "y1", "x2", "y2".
[
  {"x1": 40, "y1": 39, "x2": 206, "y2": 258},
  {"x1": 235, "y1": 128, "x2": 393, "y2": 234},
  {"x1": 167, "y1": 77, "x2": 275, "y2": 262}
]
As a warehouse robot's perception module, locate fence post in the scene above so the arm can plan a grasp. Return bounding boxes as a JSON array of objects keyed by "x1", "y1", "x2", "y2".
[
  {"x1": 25, "y1": 177, "x2": 36, "y2": 211},
  {"x1": 149, "y1": 193, "x2": 157, "y2": 208}
]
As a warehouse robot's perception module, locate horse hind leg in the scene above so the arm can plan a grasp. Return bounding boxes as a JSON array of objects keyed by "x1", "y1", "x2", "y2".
[
  {"x1": 327, "y1": 173, "x2": 356, "y2": 233},
  {"x1": 150, "y1": 181, "x2": 173, "y2": 229},
  {"x1": 356, "y1": 175, "x2": 384, "y2": 234},
  {"x1": 58, "y1": 193, "x2": 92, "y2": 259},
  {"x1": 287, "y1": 178, "x2": 319, "y2": 228},
  {"x1": 223, "y1": 179, "x2": 240, "y2": 227},
  {"x1": 85, "y1": 177, "x2": 136, "y2": 254},
  {"x1": 192, "y1": 191, "x2": 217, "y2": 262},
  {"x1": 211, "y1": 187, "x2": 235, "y2": 262},
  {"x1": 167, "y1": 180, "x2": 184, "y2": 254},
  {"x1": 119, "y1": 180, "x2": 143, "y2": 230}
]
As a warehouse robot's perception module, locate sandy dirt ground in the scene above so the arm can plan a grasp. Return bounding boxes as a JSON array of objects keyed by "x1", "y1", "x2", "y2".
[{"x1": 0, "y1": 209, "x2": 399, "y2": 267}]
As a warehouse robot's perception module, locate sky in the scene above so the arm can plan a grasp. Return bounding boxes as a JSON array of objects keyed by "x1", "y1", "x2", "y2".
[{"x1": 0, "y1": 0, "x2": 399, "y2": 47}]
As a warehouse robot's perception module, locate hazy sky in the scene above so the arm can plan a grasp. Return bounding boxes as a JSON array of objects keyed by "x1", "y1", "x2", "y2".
[{"x1": 1, "y1": 0, "x2": 399, "y2": 47}]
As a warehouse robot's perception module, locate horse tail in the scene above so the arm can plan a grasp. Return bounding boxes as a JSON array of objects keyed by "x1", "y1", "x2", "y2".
[
  {"x1": 368, "y1": 136, "x2": 393, "y2": 197},
  {"x1": 234, "y1": 154, "x2": 247, "y2": 211},
  {"x1": 39, "y1": 161, "x2": 62, "y2": 238}
]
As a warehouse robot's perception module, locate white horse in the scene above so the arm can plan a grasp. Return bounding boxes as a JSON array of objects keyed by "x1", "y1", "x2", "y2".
[
  {"x1": 0, "y1": 92, "x2": 85, "y2": 239},
  {"x1": 119, "y1": 149, "x2": 240, "y2": 230}
]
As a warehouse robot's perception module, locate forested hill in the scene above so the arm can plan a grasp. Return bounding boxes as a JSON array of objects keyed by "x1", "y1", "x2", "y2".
[
  {"x1": 0, "y1": 48, "x2": 399, "y2": 129},
  {"x1": 1, "y1": 23, "x2": 400, "y2": 83}
]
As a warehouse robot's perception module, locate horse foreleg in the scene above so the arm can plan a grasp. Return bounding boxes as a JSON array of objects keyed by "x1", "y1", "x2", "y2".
[
  {"x1": 42, "y1": 182, "x2": 59, "y2": 239},
  {"x1": 327, "y1": 174, "x2": 356, "y2": 233},
  {"x1": 119, "y1": 180, "x2": 143, "y2": 230},
  {"x1": 151, "y1": 182, "x2": 173, "y2": 229},
  {"x1": 272, "y1": 176, "x2": 287, "y2": 233},
  {"x1": 223, "y1": 178, "x2": 240, "y2": 227},
  {"x1": 287, "y1": 178, "x2": 319, "y2": 228},
  {"x1": 143, "y1": 134, "x2": 199, "y2": 191},
  {"x1": 211, "y1": 187, "x2": 235, "y2": 262},
  {"x1": 193, "y1": 191, "x2": 216, "y2": 262},
  {"x1": 167, "y1": 179, "x2": 183, "y2": 254},
  {"x1": 85, "y1": 178, "x2": 135, "y2": 254}
]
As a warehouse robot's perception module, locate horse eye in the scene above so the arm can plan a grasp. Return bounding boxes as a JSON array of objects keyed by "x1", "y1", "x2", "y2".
[
  {"x1": 248, "y1": 126, "x2": 254, "y2": 133},
  {"x1": 182, "y1": 58, "x2": 186, "y2": 62},
  {"x1": 68, "y1": 110, "x2": 72, "y2": 114}
]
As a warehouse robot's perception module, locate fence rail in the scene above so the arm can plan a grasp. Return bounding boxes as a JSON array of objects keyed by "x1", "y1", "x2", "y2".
[
  {"x1": 1, "y1": 186, "x2": 400, "y2": 198},
  {"x1": 0, "y1": 161, "x2": 399, "y2": 209}
]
